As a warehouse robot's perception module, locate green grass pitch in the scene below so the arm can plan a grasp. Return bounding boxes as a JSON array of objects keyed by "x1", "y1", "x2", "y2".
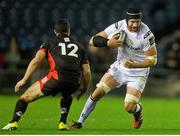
[{"x1": 0, "y1": 95, "x2": 180, "y2": 135}]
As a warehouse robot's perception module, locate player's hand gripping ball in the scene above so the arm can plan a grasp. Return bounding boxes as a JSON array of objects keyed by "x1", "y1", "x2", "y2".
[{"x1": 113, "y1": 30, "x2": 127, "y2": 44}]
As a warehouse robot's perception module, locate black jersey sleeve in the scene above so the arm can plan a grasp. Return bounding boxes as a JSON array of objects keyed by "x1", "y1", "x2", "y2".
[
  {"x1": 39, "y1": 40, "x2": 50, "y2": 52},
  {"x1": 81, "y1": 48, "x2": 89, "y2": 65}
]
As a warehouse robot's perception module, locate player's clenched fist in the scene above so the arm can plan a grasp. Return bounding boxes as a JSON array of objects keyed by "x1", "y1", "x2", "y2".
[
  {"x1": 123, "y1": 59, "x2": 134, "y2": 68},
  {"x1": 115, "y1": 30, "x2": 127, "y2": 43},
  {"x1": 108, "y1": 30, "x2": 127, "y2": 48}
]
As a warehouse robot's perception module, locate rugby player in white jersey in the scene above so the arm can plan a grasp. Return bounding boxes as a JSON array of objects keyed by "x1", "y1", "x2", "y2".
[{"x1": 70, "y1": 8, "x2": 157, "y2": 129}]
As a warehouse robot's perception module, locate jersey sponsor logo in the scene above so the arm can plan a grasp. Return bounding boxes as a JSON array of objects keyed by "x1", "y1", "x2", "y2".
[
  {"x1": 127, "y1": 45, "x2": 141, "y2": 51},
  {"x1": 149, "y1": 36, "x2": 155, "y2": 45},
  {"x1": 143, "y1": 31, "x2": 151, "y2": 39},
  {"x1": 126, "y1": 39, "x2": 140, "y2": 50},
  {"x1": 114, "y1": 22, "x2": 118, "y2": 29}
]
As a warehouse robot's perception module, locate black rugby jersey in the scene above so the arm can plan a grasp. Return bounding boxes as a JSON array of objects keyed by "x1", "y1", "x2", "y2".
[{"x1": 40, "y1": 35, "x2": 88, "y2": 79}]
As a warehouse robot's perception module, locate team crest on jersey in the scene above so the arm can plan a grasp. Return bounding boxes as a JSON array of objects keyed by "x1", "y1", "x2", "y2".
[
  {"x1": 126, "y1": 39, "x2": 141, "y2": 51},
  {"x1": 144, "y1": 31, "x2": 151, "y2": 39},
  {"x1": 126, "y1": 39, "x2": 134, "y2": 45}
]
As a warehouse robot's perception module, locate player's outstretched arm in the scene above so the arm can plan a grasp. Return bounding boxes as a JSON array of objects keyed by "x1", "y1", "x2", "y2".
[
  {"x1": 15, "y1": 50, "x2": 46, "y2": 92},
  {"x1": 77, "y1": 63, "x2": 91, "y2": 100}
]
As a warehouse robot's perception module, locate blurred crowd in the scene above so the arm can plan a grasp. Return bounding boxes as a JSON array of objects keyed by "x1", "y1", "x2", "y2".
[
  {"x1": 0, "y1": 28, "x2": 180, "y2": 74},
  {"x1": 158, "y1": 29, "x2": 180, "y2": 70},
  {"x1": 0, "y1": 0, "x2": 180, "y2": 78},
  {"x1": 0, "y1": 36, "x2": 33, "y2": 70}
]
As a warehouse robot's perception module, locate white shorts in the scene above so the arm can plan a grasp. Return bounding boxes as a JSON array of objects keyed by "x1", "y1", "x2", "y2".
[{"x1": 108, "y1": 65, "x2": 148, "y2": 93}]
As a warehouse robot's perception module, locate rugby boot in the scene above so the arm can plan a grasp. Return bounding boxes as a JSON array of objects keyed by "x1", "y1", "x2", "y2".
[
  {"x1": 69, "y1": 121, "x2": 82, "y2": 129},
  {"x1": 133, "y1": 104, "x2": 143, "y2": 129},
  {"x1": 59, "y1": 122, "x2": 68, "y2": 130},
  {"x1": 2, "y1": 122, "x2": 18, "y2": 131}
]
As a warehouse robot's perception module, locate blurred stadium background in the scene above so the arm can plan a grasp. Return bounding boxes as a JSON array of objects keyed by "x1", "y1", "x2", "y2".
[
  {"x1": 0, "y1": 0, "x2": 180, "y2": 134},
  {"x1": 0, "y1": 0, "x2": 180, "y2": 97}
]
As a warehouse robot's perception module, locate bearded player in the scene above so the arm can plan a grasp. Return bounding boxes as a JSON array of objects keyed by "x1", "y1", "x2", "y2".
[{"x1": 70, "y1": 8, "x2": 157, "y2": 129}]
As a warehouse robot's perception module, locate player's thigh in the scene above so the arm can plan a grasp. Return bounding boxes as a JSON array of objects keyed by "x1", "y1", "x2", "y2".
[
  {"x1": 126, "y1": 87, "x2": 141, "y2": 98},
  {"x1": 127, "y1": 76, "x2": 147, "y2": 94},
  {"x1": 100, "y1": 73, "x2": 119, "y2": 89},
  {"x1": 21, "y1": 81, "x2": 44, "y2": 102}
]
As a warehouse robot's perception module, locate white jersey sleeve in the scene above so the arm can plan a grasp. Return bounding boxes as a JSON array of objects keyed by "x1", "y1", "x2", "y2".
[
  {"x1": 104, "y1": 21, "x2": 124, "y2": 38},
  {"x1": 142, "y1": 30, "x2": 156, "y2": 52}
]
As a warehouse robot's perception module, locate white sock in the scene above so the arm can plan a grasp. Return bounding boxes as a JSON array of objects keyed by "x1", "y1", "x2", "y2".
[
  {"x1": 78, "y1": 96, "x2": 96, "y2": 124},
  {"x1": 135, "y1": 103, "x2": 141, "y2": 113}
]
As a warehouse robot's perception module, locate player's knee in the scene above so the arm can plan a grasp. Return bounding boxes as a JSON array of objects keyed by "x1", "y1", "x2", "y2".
[
  {"x1": 96, "y1": 82, "x2": 111, "y2": 94},
  {"x1": 124, "y1": 102, "x2": 136, "y2": 113},
  {"x1": 124, "y1": 94, "x2": 140, "y2": 113},
  {"x1": 61, "y1": 95, "x2": 72, "y2": 100},
  {"x1": 124, "y1": 94, "x2": 140, "y2": 103},
  {"x1": 20, "y1": 96, "x2": 29, "y2": 103},
  {"x1": 20, "y1": 95, "x2": 32, "y2": 103}
]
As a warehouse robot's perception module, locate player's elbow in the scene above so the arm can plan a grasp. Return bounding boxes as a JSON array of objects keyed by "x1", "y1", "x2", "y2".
[
  {"x1": 83, "y1": 69, "x2": 91, "y2": 78},
  {"x1": 89, "y1": 37, "x2": 94, "y2": 46},
  {"x1": 82, "y1": 64, "x2": 91, "y2": 74},
  {"x1": 152, "y1": 58, "x2": 157, "y2": 67},
  {"x1": 148, "y1": 61, "x2": 156, "y2": 67},
  {"x1": 151, "y1": 61, "x2": 157, "y2": 67},
  {"x1": 147, "y1": 55, "x2": 157, "y2": 67}
]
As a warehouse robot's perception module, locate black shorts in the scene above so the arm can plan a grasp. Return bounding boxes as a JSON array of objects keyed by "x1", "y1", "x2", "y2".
[{"x1": 39, "y1": 71, "x2": 80, "y2": 97}]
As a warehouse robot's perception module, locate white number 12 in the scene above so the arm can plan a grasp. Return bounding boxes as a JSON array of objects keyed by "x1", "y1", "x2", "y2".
[{"x1": 58, "y1": 43, "x2": 78, "y2": 58}]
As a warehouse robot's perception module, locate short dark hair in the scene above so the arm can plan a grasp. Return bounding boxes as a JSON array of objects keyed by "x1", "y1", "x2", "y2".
[{"x1": 54, "y1": 19, "x2": 70, "y2": 34}]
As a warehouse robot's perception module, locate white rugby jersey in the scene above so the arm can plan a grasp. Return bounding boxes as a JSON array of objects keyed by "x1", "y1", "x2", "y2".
[{"x1": 104, "y1": 19, "x2": 156, "y2": 76}]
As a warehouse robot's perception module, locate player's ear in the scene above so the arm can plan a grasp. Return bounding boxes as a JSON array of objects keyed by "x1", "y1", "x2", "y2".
[
  {"x1": 53, "y1": 29, "x2": 56, "y2": 35},
  {"x1": 68, "y1": 28, "x2": 70, "y2": 36},
  {"x1": 54, "y1": 29, "x2": 58, "y2": 36}
]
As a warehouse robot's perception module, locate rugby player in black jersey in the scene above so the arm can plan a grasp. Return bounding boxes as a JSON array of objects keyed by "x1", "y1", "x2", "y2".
[{"x1": 2, "y1": 19, "x2": 91, "y2": 131}]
